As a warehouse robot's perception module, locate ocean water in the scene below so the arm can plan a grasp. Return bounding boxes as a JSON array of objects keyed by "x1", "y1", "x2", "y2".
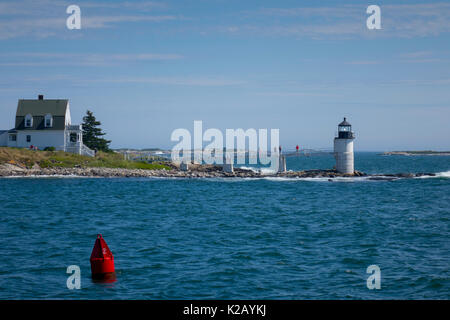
[{"x1": 0, "y1": 152, "x2": 449, "y2": 299}]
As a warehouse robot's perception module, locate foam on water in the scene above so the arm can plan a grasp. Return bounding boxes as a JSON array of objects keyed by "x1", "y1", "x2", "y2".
[
  {"x1": 414, "y1": 171, "x2": 450, "y2": 179},
  {"x1": 239, "y1": 166, "x2": 276, "y2": 175},
  {"x1": 436, "y1": 170, "x2": 450, "y2": 178},
  {"x1": 262, "y1": 176, "x2": 379, "y2": 182}
]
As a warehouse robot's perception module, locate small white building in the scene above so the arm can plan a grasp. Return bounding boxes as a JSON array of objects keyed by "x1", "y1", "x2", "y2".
[{"x1": 0, "y1": 95, "x2": 95, "y2": 156}]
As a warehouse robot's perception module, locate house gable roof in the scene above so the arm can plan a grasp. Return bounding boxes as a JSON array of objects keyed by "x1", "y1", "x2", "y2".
[
  {"x1": 16, "y1": 99, "x2": 69, "y2": 117},
  {"x1": 15, "y1": 98, "x2": 69, "y2": 130}
]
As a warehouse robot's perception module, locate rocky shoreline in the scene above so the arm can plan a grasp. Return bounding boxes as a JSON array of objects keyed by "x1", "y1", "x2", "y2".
[{"x1": 0, "y1": 163, "x2": 437, "y2": 180}]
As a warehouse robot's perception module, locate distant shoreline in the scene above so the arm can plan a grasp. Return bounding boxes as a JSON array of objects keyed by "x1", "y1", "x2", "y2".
[{"x1": 382, "y1": 151, "x2": 450, "y2": 156}]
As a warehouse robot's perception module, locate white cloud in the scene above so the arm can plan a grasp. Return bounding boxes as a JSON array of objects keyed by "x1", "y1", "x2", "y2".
[
  {"x1": 0, "y1": 73, "x2": 246, "y2": 87},
  {"x1": 256, "y1": 6, "x2": 361, "y2": 19},
  {"x1": 394, "y1": 79, "x2": 450, "y2": 86},
  {"x1": 1, "y1": 1, "x2": 450, "y2": 40},
  {"x1": 0, "y1": 0, "x2": 166, "y2": 15},
  {"x1": 88, "y1": 76, "x2": 247, "y2": 86},
  {"x1": 82, "y1": 15, "x2": 176, "y2": 28},
  {"x1": 77, "y1": 1, "x2": 166, "y2": 10},
  {"x1": 0, "y1": 0, "x2": 175, "y2": 39},
  {"x1": 397, "y1": 51, "x2": 449, "y2": 64},
  {"x1": 400, "y1": 51, "x2": 434, "y2": 58},
  {"x1": 234, "y1": 3, "x2": 450, "y2": 39},
  {"x1": 254, "y1": 91, "x2": 333, "y2": 97},
  {"x1": 0, "y1": 52, "x2": 183, "y2": 66},
  {"x1": 345, "y1": 61, "x2": 381, "y2": 65}
]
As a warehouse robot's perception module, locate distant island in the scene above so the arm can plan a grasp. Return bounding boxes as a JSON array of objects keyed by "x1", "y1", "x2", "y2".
[{"x1": 382, "y1": 151, "x2": 450, "y2": 156}]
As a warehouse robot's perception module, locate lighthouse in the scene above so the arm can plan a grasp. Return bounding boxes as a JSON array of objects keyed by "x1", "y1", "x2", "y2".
[{"x1": 334, "y1": 117, "x2": 355, "y2": 174}]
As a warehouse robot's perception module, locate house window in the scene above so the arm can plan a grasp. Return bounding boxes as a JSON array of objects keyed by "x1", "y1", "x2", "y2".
[
  {"x1": 25, "y1": 114, "x2": 33, "y2": 128},
  {"x1": 26, "y1": 135, "x2": 31, "y2": 142},
  {"x1": 44, "y1": 114, "x2": 53, "y2": 127},
  {"x1": 9, "y1": 134, "x2": 16, "y2": 141},
  {"x1": 70, "y1": 133, "x2": 78, "y2": 143}
]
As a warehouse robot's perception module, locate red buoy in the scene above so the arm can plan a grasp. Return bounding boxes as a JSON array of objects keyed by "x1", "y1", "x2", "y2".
[{"x1": 90, "y1": 234, "x2": 116, "y2": 281}]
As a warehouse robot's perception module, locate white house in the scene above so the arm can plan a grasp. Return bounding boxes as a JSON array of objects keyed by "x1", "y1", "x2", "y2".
[{"x1": 0, "y1": 95, "x2": 95, "y2": 156}]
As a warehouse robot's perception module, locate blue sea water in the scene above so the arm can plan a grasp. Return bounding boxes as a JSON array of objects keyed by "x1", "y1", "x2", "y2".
[{"x1": 0, "y1": 152, "x2": 449, "y2": 299}]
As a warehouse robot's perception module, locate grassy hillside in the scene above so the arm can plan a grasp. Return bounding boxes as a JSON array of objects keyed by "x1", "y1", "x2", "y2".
[{"x1": 0, "y1": 147, "x2": 171, "y2": 170}]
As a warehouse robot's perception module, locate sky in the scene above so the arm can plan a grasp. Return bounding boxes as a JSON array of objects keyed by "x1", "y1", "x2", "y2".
[{"x1": 0, "y1": 0, "x2": 449, "y2": 151}]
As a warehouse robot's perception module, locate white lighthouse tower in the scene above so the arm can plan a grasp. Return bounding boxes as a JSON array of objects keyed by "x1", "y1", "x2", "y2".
[{"x1": 334, "y1": 117, "x2": 355, "y2": 174}]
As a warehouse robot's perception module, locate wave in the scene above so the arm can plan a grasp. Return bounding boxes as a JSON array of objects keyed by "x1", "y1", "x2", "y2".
[
  {"x1": 222, "y1": 175, "x2": 380, "y2": 183},
  {"x1": 436, "y1": 171, "x2": 450, "y2": 178},
  {"x1": 262, "y1": 176, "x2": 374, "y2": 182},
  {"x1": 238, "y1": 166, "x2": 276, "y2": 175},
  {"x1": 414, "y1": 170, "x2": 450, "y2": 179}
]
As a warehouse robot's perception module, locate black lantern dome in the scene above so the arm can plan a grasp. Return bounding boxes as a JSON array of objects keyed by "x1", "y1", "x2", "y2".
[{"x1": 337, "y1": 117, "x2": 354, "y2": 139}]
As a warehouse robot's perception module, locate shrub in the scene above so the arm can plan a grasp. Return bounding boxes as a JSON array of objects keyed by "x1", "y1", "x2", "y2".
[{"x1": 43, "y1": 146, "x2": 56, "y2": 151}]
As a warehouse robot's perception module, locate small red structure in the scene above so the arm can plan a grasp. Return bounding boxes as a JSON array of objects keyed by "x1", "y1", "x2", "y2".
[
  {"x1": 296, "y1": 145, "x2": 299, "y2": 152},
  {"x1": 90, "y1": 234, "x2": 116, "y2": 280}
]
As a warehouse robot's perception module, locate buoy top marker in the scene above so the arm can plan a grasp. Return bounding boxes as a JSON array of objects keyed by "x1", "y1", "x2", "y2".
[{"x1": 90, "y1": 234, "x2": 114, "y2": 261}]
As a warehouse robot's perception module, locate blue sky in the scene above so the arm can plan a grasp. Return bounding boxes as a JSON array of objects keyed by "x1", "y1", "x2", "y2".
[{"x1": 0, "y1": 0, "x2": 449, "y2": 150}]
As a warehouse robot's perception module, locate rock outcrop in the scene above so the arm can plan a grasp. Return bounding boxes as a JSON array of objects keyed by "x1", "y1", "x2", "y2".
[{"x1": 0, "y1": 163, "x2": 438, "y2": 179}]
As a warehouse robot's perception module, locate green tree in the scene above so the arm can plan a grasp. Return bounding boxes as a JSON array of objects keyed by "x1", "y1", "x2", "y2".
[{"x1": 82, "y1": 110, "x2": 111, "y2": 152}]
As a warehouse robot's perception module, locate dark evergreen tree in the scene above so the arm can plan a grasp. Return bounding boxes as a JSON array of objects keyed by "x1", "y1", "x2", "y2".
[{"x1": 82, "y1": 110, "x2": 111, "y2": 152}]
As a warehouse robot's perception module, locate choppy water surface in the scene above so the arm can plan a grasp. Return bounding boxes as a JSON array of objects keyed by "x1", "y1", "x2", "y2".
[{"x1": 0, "y1": 153, "x2": 449, "y2": 299}]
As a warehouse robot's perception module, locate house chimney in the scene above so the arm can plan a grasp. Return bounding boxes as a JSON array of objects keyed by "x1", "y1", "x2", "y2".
[{"x1": 38, "y1": 94, "x2": 44, "y2": 100}]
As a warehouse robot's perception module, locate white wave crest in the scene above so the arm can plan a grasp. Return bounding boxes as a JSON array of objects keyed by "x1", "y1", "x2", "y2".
[
  {"x1": 262, "y1": 176, "x2": 373, "y2": 182},
  {"x1": 437, "y1": 171, "x2": 450, "y2": 178},
  {"x1": 238, "y1": 166, "x2": 276, "y2": 175},
  {"x1": 414, "y1": 171, "x2": 450, "y2": 179}
]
